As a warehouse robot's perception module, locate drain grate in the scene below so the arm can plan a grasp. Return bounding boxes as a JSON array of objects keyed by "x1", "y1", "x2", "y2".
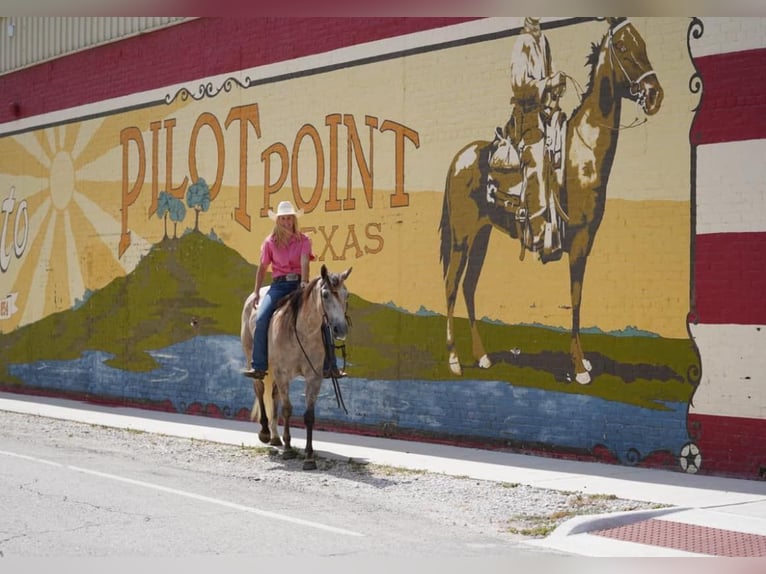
[{"x1": 593, "y1": 519, "x2": 766, "y2": 557}]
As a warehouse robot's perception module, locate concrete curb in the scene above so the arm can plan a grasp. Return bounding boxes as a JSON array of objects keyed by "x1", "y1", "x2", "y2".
[{"x1": 547, "y1": 506, "x2": 689, "y2": 538}]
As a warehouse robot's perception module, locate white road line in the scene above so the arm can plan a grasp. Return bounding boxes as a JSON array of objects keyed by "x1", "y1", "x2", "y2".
[{"x1": 0, "y1": 449, "x2": 363, "y2": 538}]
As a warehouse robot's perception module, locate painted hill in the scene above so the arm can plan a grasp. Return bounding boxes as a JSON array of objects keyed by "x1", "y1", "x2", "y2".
[{"x1": 0, "y1": 231, "x2": 257, "y2": 373}]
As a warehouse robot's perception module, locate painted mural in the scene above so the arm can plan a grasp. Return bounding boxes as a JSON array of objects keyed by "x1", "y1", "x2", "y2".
[{"x1": 0, "y1": 17, "x2": 717, "y2": 474}]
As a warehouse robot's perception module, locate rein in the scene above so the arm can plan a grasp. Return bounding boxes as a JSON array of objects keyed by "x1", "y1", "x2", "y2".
[{"x1": 293, "y1": 278, "x2": 349, "y2": 414}]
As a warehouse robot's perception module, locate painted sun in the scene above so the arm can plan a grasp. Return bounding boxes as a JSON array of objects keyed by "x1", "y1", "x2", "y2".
[{"x1": 0, "y1": 118, "x2": 150, "y2": 332}]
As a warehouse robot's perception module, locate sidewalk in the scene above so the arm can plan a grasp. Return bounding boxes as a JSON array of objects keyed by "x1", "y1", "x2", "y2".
[{"x1": 2, "y1": 391, "x2": 766, "y2": 557}]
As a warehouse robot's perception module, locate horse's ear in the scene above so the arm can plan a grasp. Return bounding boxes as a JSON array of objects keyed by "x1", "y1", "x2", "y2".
[
  {"x1": 342, "y1": 267, "x2": 352, "y2": 281},
  {"x1": 606, "y1": 17, "x2": 626, "y2": 27},
  {"x1": 320, "y1": 264, "x2": 328, "y2": 280}
]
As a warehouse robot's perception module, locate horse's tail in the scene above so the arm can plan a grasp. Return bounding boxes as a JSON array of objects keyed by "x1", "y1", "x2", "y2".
[
  {"x1": 439, "y1": 166, "x2": 453, "y2": 279},
  {"x1": 241, "y1": 291, "x2": 257, "y2": 366}
]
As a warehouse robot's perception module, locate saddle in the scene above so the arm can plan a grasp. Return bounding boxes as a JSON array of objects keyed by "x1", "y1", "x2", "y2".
[{"x1": 487, "y1": 114, "x2": 568, "y2": 263}]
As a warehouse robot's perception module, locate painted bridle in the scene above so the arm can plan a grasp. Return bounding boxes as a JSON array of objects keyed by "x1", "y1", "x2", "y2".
[{"x1": 607, "y1": 18, "x2": 658, "y2": 113}]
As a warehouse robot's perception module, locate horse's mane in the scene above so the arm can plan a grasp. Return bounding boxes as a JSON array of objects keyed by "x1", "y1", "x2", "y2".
[
  {"x1": 577, "y1": 18, "x2": 629, "y2": 114},
  {"x1": 561, "y1": 40, "x2": 603, "y2": 124},
  {"x1": 582, "y1": 41, "x2": 601, "y2": 95},
  {"x1": 275, "y1": 276, "x2": 322, "y2": 330}
]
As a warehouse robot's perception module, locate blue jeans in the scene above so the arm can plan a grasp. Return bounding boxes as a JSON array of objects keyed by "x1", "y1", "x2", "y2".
[{"x1": 251, "y1": 279, "x2": 300, "y2": 371}]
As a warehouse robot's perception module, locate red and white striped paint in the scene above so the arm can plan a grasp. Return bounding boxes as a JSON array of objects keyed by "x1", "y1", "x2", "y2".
[{"x1": 689, "y1": 17, "x2": 766, "y2": 478}]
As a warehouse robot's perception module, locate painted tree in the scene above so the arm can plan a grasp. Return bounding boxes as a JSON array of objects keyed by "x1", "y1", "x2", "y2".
[
  {"x1": 186, "y1": 178, "x2": 211, "y2": 232},
  {"x1": 156, "y1": 190, "x2": 172, "y2": 239},
  {"x1": 169, "y1": 196, "x2": 186, "y2": 238}
]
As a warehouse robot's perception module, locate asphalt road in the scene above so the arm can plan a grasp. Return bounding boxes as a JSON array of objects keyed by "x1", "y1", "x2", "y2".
[{"x1": 0, "y1": 410, "x2": 567, "y2": 562}]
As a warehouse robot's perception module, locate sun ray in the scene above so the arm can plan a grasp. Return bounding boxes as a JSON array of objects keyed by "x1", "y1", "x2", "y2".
[
  {"x1": 0, "y1": 138, "x2": 51, "y2": 177},
  {"x1": 70, "y1": 117, "x2": 104, "y2": 165},
  {"x1": 15, "y1": 132, "x2": 52, "y2": 171},
  {"x1": 63, "y1": 124, "x2": 79, "y2": 156},
  {"x1": 34, "y1": 129, "x2": 53, "y2": 162},
  {"x1": 0, "y1": 175, "x2": 48, "y2": 200},
  {"x1": 44, "y1": 128, "x2": 57, "y2": 160},
  {"x1": 63, "y1": 209, "x2": 85, "y2": 307},
  {"x1": 76, "y1": 146, "x2": 129, "y2": 183},
  {"x1": 67, "y1": 200, "x2": 128, "y2": 293},
  {"x1": 19, "y1": 209, "x2": 57, "y2": 326},
  {"x1": 0, "y1": 195, "x2": 52, "y2": 296},
  {"x1": 71, "y1": 114, "x2": 137, "y2": 174},
  {"x1": 72, "y1": 191, "x2": 151, "y2": 273}
]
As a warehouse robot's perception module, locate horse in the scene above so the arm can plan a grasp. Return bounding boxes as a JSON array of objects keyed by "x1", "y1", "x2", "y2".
[
  {"x1": 439, "y1": 17, "x2": 663, "y2": 384},
  {"x1": 240, "y1": 264, "x2": 352, "y2": 470}
]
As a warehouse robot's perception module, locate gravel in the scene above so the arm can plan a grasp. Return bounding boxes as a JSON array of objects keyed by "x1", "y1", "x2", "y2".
[{"x1": 0, "y1": 409, "x2": 666, "y2": 541}]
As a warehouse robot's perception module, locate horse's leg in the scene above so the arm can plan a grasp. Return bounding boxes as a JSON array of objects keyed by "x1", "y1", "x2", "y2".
[
  {"x1": 267, "y1": 378, "x2": 280, "y2": 446},
  {"x1": 261, "y1": 373, "x2": 281, "y2": 446},
  {"x1": 568, "y1": 228, "x2": 594, "y2": 384},
  {"x1": 250, "y1": 377, "x2": 272, "y2": 444},
  {"x1": 279, "y1": 381, "x2": 296, "y2": 459},
  {"x1": 444, "y1": 243, "x2": 469, "y2": 375},
  {"x1": 464, "y1": 225, "x2": 493, "y2": 369},
  {"x1": 302, "y1": 379, "x2": 321, "y2": 471}
]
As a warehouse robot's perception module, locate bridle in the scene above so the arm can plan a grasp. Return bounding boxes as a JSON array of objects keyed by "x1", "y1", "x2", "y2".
[
  {"x1": 570, "y1": 17, "x2": 656, "y2": 144},
  {"x1": 606, "y1": 18, "x2": 657, "y2": 126},
  {"x1": 295, "y1": 275, "x2": 350, "y2": 413}
]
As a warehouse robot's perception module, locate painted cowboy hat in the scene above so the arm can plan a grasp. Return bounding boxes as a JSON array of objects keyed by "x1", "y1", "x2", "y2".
[{"x1": 268, "y1": 200, "x2": 304, "y2": 220}]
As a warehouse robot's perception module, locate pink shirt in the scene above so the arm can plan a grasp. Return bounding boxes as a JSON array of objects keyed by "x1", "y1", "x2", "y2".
[{"x1": 260, "y1": 233, "x2": 313, "y2": 278}]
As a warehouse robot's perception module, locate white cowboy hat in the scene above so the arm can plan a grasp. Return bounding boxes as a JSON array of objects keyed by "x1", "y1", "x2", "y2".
[{"x1": 268, "y1": 200, "x2": 304, "y2": 220}]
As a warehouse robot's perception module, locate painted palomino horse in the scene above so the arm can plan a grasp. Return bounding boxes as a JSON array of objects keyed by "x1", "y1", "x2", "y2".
[
  {"x1": 439, "y1": 18, "x2": 663, "y2": 384},
  {"x1": 241, "y1": 264, "x2": 352, "y2": 470}
]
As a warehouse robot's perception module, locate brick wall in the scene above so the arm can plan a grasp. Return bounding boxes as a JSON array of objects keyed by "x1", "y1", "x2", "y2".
[{"x1": 2, "y1": 16, "x2": 765, "y2": 479}]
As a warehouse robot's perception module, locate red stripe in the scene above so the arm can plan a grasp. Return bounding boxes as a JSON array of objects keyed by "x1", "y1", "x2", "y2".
[
  {"x1": 687, "y1": 412, "x2": 766, "y2": 478},
  {"x1": 0, "y1": 17, "x2": 478, "y2": 125},
  {"x1": 692, "y1": 48, "x2": 766, "y2": 145},
  {"x1": 694, "y1": 232, "x2": 766, "y2": 324}
]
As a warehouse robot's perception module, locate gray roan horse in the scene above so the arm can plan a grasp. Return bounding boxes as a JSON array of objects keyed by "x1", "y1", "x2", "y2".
[
  {"x1": 241, "y1": 264, "x2": 352, "y2": 470},
  {"x1": 440, "y1": 18, "x2": 663, "y2": 384}
]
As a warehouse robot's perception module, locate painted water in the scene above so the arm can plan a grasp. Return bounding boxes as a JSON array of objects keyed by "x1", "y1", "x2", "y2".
[{"x1": 8, "y1": 335, "x2": 690, "y2": 464}]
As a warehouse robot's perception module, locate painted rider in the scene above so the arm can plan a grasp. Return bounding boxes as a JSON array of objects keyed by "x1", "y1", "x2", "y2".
[{"x1": 503, "y1": 16, "x2": 566, "y2": 262}]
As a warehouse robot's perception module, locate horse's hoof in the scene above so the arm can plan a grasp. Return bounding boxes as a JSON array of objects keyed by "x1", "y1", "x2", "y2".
[
  {"x1": 478, "y1": 354, "x2": 492, "y2": 369},
  {"x1": 448, "y1": 354, "x2": 462, "y2": 376},
  {"x1": 282, "y1": 448, "x2": 297, "y2": 460},
  {"x1": 269, "y1": 437, "x2": 283, "y2": 447},
  {"x1": 575, "y1": 371, "x2": 591, "y2": 385},
  {"x1": 258, "y1": 430, "x2": 271, "y2": 444},
  {"x1": 303, "y1": 459, "x2": 317, "y2": 471},
  {"x1": 582, "y1": 358, "x2": 593, "y2": 372}
]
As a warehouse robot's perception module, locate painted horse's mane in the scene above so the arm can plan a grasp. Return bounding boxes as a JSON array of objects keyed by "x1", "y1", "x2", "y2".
[
  {"x1": 570, "y1": 40, "x2": 604, "y2": 121},
  {"x1": 573, "y1": 18, "x2": 628, "y2": 118}
]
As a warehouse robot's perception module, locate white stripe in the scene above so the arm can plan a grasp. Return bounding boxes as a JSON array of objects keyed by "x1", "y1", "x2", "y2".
[
  {"x1": 0, "y1": 448, "x2": 363, "y2": 537},
  {"x1": 696, "y1": 139, "x2": 766, "y2": 234},
  {"x1": 688, "y1": 323, "x2": 766, "y2": 418},
  {"x1": 691, "y1": 17, "x2": 766, "y2": 58}
]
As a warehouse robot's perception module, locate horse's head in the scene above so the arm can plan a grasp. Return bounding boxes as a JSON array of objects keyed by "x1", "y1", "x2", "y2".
[
  {"x1": 319, "y1": 264, "x2": 352, "y2": 341},
  {"x1": 605, "y1": 17, "x2": 663, "y2": 116}
]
